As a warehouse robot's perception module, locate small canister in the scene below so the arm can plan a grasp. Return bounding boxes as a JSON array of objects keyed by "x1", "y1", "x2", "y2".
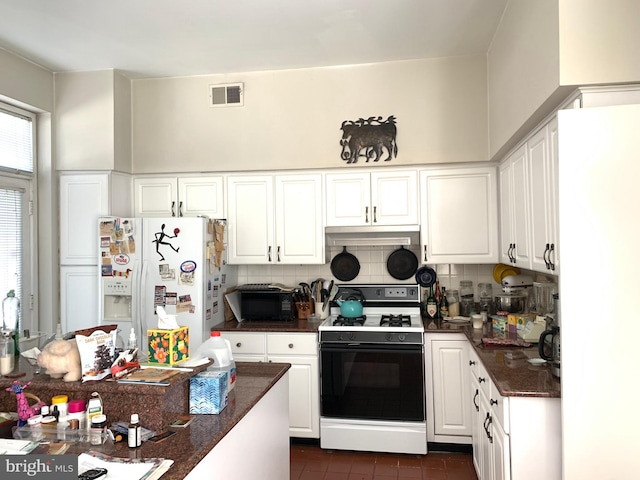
[
  {"x1": 51, "y1": 395, "x2": 69, "y2": 417},
  {"x1": 90, "y1": 414, "x2": 107, "y2": 445},
  {"x1": 68, "y1": 398, "x2": 86, "y2": 430}
]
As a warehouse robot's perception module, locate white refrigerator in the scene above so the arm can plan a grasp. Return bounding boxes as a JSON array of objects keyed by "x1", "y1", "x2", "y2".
[
  {"x1": 98, "y1": 216, "x2": 236, "y2": 354},
  {"x1": 558, "y1": 103, "x2": 640, "y2": 479}
]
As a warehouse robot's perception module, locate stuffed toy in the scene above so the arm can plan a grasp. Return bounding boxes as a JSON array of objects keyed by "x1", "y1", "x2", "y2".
[{"x1": 36, "y1": 339, "x2": 82, "y2": 382}]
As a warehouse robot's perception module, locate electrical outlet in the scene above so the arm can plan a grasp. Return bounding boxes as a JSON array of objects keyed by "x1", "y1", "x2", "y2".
[{"x1": 385, "y1": 287, "x2": 407, "y2": 298}]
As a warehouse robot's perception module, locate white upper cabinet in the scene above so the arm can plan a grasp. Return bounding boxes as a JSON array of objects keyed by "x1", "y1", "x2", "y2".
[
  {"x1": 325, "y1": 170, "x2": 418, "y2": 226},
  {"x1": 499, "y1": 145, "x2": 531, "y2": 268},
  {"x1": 227, "y1": 173, "x2": 324, "y2": 265},
  {"x1": 528, "y1": 117, "x2": 559, "y2": 274},
  {"x1": 60, "y1": 172, "x2": 132, "y2": 265},
  {"x1": 420, "y1": 167, "x2": 498, "y2": 264},
  {"x1": 134, "y1": 175, "x2": 224, "y2": 218},
  {"x1": 499, "y1": 115, "x2": 559, "y2": 274}
]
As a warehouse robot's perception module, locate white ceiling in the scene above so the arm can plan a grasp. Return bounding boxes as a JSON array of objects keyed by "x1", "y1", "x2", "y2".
[{"x1": 0, "y1": 0, "x2": 507, "y2": 79}]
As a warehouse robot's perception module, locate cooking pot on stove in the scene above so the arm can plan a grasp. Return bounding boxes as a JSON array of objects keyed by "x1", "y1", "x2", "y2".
[{"x1": 335, "y1": 291, "x2": 364, "y2": 318}]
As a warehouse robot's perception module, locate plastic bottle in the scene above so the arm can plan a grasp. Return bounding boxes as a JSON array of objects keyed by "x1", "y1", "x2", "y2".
[
  {"x1": 128, "y1": 413, "x2": 141, "y2": 448},
  {"x1": 127, "y1": 328, "x2": 137, "y2": 350},
  {"x1": 68, "y1": 399, "x2": 87, "y2": 430},
  {"x1": 0, "y1": 336, "x2": 14, "y2": 375},
  {"x1": 202, "y1": 331, "x2": 236, "y2": 391},
  {"x1": 2, "y1": 290, "x2": 20, "y2": 355},
  {"x1": 86, "y1": 392, "x2": 103, "y2": 430}
]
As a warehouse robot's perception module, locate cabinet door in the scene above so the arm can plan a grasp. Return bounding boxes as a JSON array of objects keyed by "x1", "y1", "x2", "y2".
[
  {"x1": 498, "y1": 162, "x2": 514, "y2": 265},
  {"x1": 510, "y1": 146, "x2": 531, "y2": 268},
  {"x1": 268, "y1": 355, "x2": 320, "y2": 438},
  {"x1": 134, "y1": 177, "x2": 178, "y2": 217},
  {"x1": 420, "y1": 168, "x2": 498, "y2": 264},
  {"x1": 60, "y1": 173, "x2": 109, "y2": 265},
  {"x1": 325, "y1": 172, "x2": 370, "y2": 226},
  {"x1": 431, "y1": 340, "x2": 472, "y2": 438},
  {"x1": 275, "y1": 174, "x2": 324, "y2": 264},
  {"x1": 227, "y1": 175, "x2": 274, "y2": 264},
  {"x1": 60, "y1": 266, "x2": 99, "y2": 333},
  {"x1": 371, "y1": 170, "x2": 418, "y2": 225},
  {"x1": 178, "y1": 176, "x2": 224, "y2": 218},
  {"x1": 528, "y1": 122, "x2": 559, "y2": 274},
  {"x1": 492, "y1": 418, "x2": 511, "y2": 480},
  {"x1": 478, "y1": 391, "x2": 493, "y2": 480}
]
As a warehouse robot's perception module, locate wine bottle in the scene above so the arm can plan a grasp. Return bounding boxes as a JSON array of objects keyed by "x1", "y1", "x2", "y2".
[
  {"x1": 426, "y1": 285, "x2": 438, "y2": 319},
  {"x1": 434, "y1": 281, "x2": 442, "y2": 318},
  {"x1": 439, "y1": 286, "x2": 450, "y2": 318}
]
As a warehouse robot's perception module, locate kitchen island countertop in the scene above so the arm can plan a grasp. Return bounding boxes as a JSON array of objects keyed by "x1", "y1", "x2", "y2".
[{"x1": 1, "y1": 361, "x2": 290, "y2": 480}]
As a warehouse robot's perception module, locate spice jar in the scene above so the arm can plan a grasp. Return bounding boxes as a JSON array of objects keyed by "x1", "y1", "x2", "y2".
[{"x1": 90, "y1": 414, "x2": 107, "y2": 445}]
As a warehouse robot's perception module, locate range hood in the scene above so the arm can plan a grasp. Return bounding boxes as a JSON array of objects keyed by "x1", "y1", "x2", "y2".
[{"x1": 325, "y1": 225, "x2": 420, "y2": 247}]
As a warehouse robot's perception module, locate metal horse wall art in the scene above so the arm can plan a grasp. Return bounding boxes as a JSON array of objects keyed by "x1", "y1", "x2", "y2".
[{"x1": 340, "y1": 115, "x2": 398, "y2": 164}]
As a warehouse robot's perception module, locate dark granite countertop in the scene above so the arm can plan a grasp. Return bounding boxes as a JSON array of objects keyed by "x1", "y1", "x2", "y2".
[
  {"x1": 423, "y1": 318, "x2": 561, "y2": 398},
  {"x1": 1, "y1": 361, "x2": 290, "y2": 480},
  {"x1": 212, "y1": 318, "x2": 321, "y2": 333},
  {"x1": 211, "y1": 317, "x2": 560, "y2": 398}
]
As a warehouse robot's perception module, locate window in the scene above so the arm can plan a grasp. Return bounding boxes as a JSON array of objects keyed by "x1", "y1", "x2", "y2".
[{"x1": 0, "y1": 103, "x2": 35, "y2": 334}]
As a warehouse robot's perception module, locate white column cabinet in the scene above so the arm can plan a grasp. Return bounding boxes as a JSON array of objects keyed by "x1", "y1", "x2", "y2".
[
  {"x1": 419, "y1": 167, "x2": 498, "y2": 264},
  {"x1": 425, "y1": 333, "x2": 472, "y2": 443},
  {"x1": 134, "y1": 175, "x2": 224, "y2": 218},
  {"x1": 227, "y1": 173, "x2": 324, "y2": 265},
  {"x1": 325, "y1": 170, "x2": 418, "y2": 226},
  {"x1": 222, "y1": 331, "x2": 320, "y2": 439},
  {"x1": 59, "y1": 172, "x2": 132, "y2": 332}
]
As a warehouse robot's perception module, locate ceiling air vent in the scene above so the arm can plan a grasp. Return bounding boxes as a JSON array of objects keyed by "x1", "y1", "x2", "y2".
[{"x1": 209, "y1": 82, "x2": 244, "y2": 107}]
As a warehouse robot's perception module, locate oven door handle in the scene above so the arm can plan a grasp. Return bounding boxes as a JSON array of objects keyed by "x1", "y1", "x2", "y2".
[{"x1": 320, "y1": 343, "x2": 423, "y2": 353}]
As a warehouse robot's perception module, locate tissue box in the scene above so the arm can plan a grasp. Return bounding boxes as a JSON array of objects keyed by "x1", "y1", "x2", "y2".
[
  {"x1": 147, "y1": 326, "x2": 189, "y2": 365},
  {"x1": 190, "y1": 370, "x2": 228, "y2": 414},
  {"x1": 491, "y1": 314, "x2": 507, "y2": 332}
]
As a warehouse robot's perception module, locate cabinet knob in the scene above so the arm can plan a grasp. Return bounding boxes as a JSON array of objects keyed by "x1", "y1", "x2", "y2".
[
  {"x1": 288, "y1": 343, "x2": 294, "y2": 349},
  {"x1": 469, "y1": 360, "x2": 476, "y2": 366},
  {"x1": 236, "y1": 342, "x2": 242, "y2": 348},
  {"x1": 490, "y1": 398, "x2": 498, "y2": 406},
  {"x1": 479, "y1": 377, "x2": 486, "y2": 383}
]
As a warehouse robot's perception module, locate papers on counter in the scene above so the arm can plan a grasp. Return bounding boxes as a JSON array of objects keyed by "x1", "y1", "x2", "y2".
[{"x1": 78, "y1": 450, "x2": 173, "y2": 480}]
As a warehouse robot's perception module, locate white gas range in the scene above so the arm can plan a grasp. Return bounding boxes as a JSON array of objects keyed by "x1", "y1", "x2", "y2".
[{"x1": 318, "y1": 284, "x2": 427, "y2": 455}]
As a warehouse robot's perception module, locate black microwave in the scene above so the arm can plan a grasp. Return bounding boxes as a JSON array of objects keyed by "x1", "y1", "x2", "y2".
[{"x1": 238, "y1": 284, "x2": 295, "y2": 321}]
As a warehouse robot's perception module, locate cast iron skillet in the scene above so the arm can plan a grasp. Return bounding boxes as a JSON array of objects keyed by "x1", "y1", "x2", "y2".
[
  {"x1": 415, "y1": 265, "x2": 437, "y2": 287},
  {"x1": 386, "y1": 246, "x2": 419, "y2": 280},
  {"x1": 330, "y1": 246, "x2": 360, "y2": 281}
]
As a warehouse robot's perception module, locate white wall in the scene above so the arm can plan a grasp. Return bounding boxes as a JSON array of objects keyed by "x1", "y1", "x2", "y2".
[
  {"x1": 132, "y1": 56, "x2": 489, "y2": 173},
  {"x1": 55, "y1": 70, "x2": 115, "y2": 171},
  {"x1": 559, "y1": 0, "x2": 640, "y2": 85},
  {"x1": 0, "y1": 48, "x2": 57, "y2": 334},
  {"x1": 487, "y1": 0, "x2": 560, "y2": 160}
]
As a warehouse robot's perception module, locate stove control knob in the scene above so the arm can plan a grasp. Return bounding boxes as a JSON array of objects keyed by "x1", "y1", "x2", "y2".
[
  {"x1": 385, "y1": 333, "x2": 393, "y2": 342},
  {"x1": 398, "y1": 334, "x2": 406, "y2": 342}
]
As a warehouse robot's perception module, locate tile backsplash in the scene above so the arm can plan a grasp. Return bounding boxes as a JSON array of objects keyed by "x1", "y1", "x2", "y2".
[{"x1": 236, "y1": 245, "x2": 509, "y2": 301}]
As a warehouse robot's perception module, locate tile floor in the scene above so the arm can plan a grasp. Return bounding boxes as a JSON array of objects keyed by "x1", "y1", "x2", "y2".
[{"x1": 290, "y1": 443, "x2": 478, "y2": 480}]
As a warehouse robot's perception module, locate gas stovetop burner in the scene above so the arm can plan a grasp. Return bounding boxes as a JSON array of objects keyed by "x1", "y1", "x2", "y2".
[
  {"x1": 333, "y1": 315, "x2": 366, "y2": 326},
  {"x1": 380, "y1": 314, "x2": 411, "y2": 328}
]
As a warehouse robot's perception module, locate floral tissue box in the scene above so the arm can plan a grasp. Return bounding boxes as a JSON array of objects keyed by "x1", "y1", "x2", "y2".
[{"x1": 147, "y1": 326, "x2": 189, "y2": 365}]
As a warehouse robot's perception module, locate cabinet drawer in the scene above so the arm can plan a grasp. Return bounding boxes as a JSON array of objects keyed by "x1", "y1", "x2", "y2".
[
  {"x1": 474, "y1": 357, "x2": 491, "y2": 400},
  {"x1": 222, "y1": 333, "x2": 266, "y2": 355},
  {"x1": 267, "y1": 333, "x2": 318, "y2": 356},
  {"x1": 489, "y1": 383, "x2": 510, "y2": 434}
]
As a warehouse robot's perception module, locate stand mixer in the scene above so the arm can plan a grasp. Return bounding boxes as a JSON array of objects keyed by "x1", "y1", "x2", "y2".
[{"x1": 496, "y1": 274, "x2": 533, "y2": 313}]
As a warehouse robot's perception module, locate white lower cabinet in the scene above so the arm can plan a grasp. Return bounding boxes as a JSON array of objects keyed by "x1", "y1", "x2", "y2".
[
  {"x1": 426, "y1": 333, "x2": 472, "y2": 443},
  {"x1": 469, "y1": 347, "x2": 561, "y2": 480},
  {"x1": 222, "y1": 331, "x2": 319, "y2": 439}
]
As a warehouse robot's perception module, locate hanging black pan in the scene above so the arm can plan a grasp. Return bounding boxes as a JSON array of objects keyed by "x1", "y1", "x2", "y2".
[
  {"x1": 330, "y1": 246, "x2": 360, "y2": 282},
  {"x1": 386, "y1": 246, "x2": 419, "y2": 280}
]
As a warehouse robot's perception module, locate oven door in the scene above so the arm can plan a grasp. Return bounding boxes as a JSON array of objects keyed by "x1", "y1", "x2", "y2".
[{"x1": 320, "y1": 343, "x2": 425, "y2": 422}]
